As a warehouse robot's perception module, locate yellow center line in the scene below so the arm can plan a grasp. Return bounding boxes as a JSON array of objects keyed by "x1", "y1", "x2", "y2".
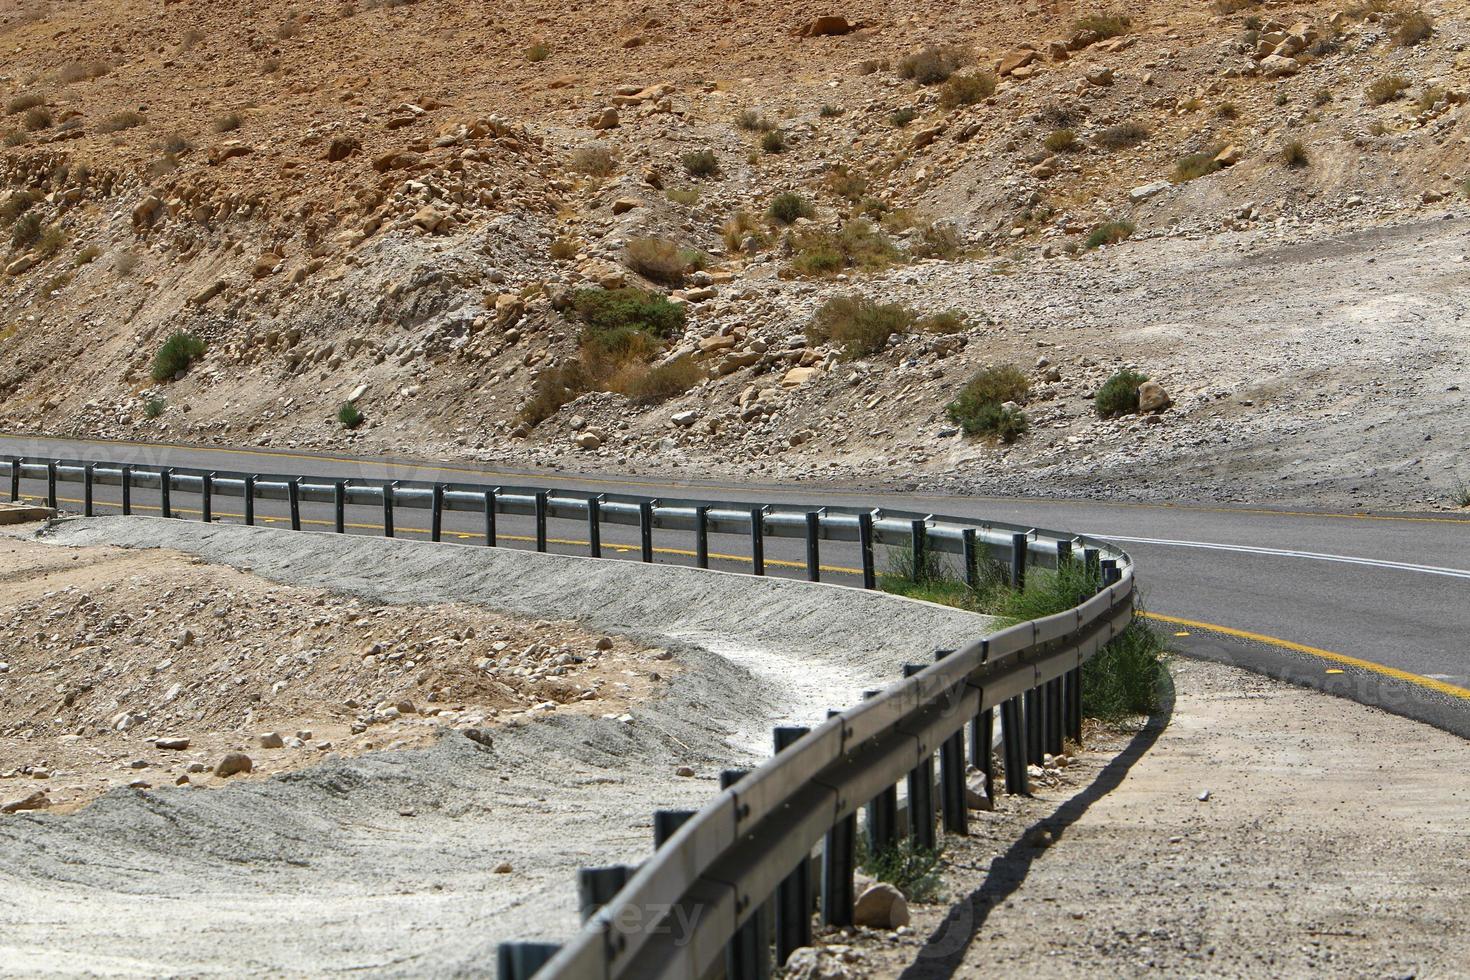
[
  {"x1": 1142, "y1": 612, "x2": 1470, "y2": 703},
  {"x1": 6, "y1": 431, "x2": 1468, "y2": 525}
]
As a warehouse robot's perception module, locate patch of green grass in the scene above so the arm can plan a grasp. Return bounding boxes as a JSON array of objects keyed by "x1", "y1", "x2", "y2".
[
  {"x1": 151, "y1": 331, "x2": 207, "y2": 382},
  {"x1": 946, "y1": 365, "x2": 1030, "y2": 443},
  {"x1": 1173, "y1": 150, "x2": 1221, "y2": 183},
  {"x1": 768, "y1": 191, "x2": 812, "y2": 225},
  {"x1": 1074, "y1": 12, "x2": 1132, "y2": 38},
  {"x1": 144, "y1": 397, "x2": 166, "y2": 419},
  {"x1": 858, "y1": 838, "x2": 945, "y2": 903},
  {"x1": 338, "y1": 401, "x2": 364, "y2": 429},
  {"x1": 1450, "y1": 479, "x2": 1470, "y2": 508},
  {"x1": 665, "y1": 187, "x2": 699, "y2": 206},
  {"x1": 573, "y1": 287, "x2": 686, "y2": 340},
  {"x1": 1083, "y1": 617, "x2": 1166, "y2": 720},
  {"x1": 1085, "y1": 219, "x2": 1135, "y2": 249},
  {"x1": 806, "y1": 294, "x2": 914, "y2": 359},
  {"x1": 786, "y1": 218, "x2": 900, "y2": 277},
  {"x1": 681, "y1": 149, "x2": 719, "y2": 178},
  {"x1": 1095, "y1": 368, "x2": 1148, "y2": 418}
]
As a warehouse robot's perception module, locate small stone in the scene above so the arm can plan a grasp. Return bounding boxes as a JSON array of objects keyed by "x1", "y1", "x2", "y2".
[
  {"x1": 675, "y1": 765, "x2": 696, "y2": 777},
  {"x1": 853, "y1": 883, "x2": 910, "y2": 929},
  {"x1": 214, "y1": 753, "x2": 253, "y2": 778},
  {"x1": 596, "y1": 636, "x2": 615, "y2": 651},
  {"x1": 1, "y1": 790, "x2": 49, "y2": 814},
  {"x1": 155, "y1": 737, "x2": 190, "y2": 751},
  {"x1": 575, "y1": 432, "x2": 602, "y2": 450},
  {"x1": 494, "y1": 861, "x2": 513, "y2": 874},
  {"x1": 1197, "y1": 789, "x2": 1211, "y2": 802},
  {"x1": 1137, "y1": 381, "x2": 1172, "y2": 413},
  {"x1": 258, "y1": 732, "x2": 285, "y2": 749}
]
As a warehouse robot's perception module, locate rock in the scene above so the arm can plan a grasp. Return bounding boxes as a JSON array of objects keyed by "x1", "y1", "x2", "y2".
[
  {"x1": 207, "y1": 142, "x2": 252, "y2": 165},
  {"x1": 699, "y1": 334, "x2": 737, "y2": 353},
  {"x1": 965, "y1": 783, "x2": 995, "y2": 810},
  {"x1": 326, "y1": 135, "x2": 361, "y2": 162},
  {"x1": 494, "y1": 861, "x2": 513, "y2": 874},
  {"x1": 1129, "y1": 180, "x2": 1170, "y2": 202},
  {"x1": 215, "y1": 753, "x2": 253, "y2": 777},
  {"x1": 718, "y1": 350, "x2": 762, "y2": 375},
  {"x1": 675, "y1": 765, "x2": 696, "y2": 777},
  {"x1": 782, "y1": 947, "x2": 860, "y2": 980},
  {"x1": 1213, "y1": 145, "x2": 1242, "y2": 167},
  {"x1": 997, "y1": 48, "x2": 1037, "y2": 76},
  {"x1": 4, "y1": 254, "x2": 39, "y2": 276},
  {"x1": 797, "y1": 16, "x2": 857, "y2": 38},
  {"x1": 1023, "y1": 827, "x2": 1054, "y2": 848},
  {"x1": 1, "y1": 790, "x2": 49, "y2": 814},
  {"x1": 912, "y1": 125, "x2": 943, "y2": 149},
  {"x1": 589, "y1": 107, "x2": 620, "y2": 130},
  {"x1": 671, "y1": 410, "x2": 698, "y2": 427},
  {"x1": 1044, "y1": 40, "x2": 1070, "y2": 62},
  {"x1": 348, "y1": 383, "x2": 368, "y2": 403},
  {"x1": 596, "y1": 635, "x2": 615, "y2": 650},
  {"x1": 464, "y1": 728, "x2": 494, "y2": 748},
  {"x1": 258, "y1": 732, "x2": 285, "y2": 748},
  {"x1": 1068, "y1": 28, "x2": 1099, "y2": 50},
  {"x1": 575, "y1": 432, "x2": 602, "y2": 450},
  {"x1": 371, "y1": 150, "x2": 427, "y2": 172},
  {"x1": 1085, "y1": 66, "x2": 1114, "y2": 87},
  {"x1": 611, "y1": 197, "x2": 642, "y2": 215},
  {"x1": 782, "y1": 366, "x2": 820, "y2": 387},
  {"x1": 1198, "y1": 789, "x2": 1211, "y2": 802},
  {"x1": 252, "y1": 252, "x2": 282, "y2": 279},
  {"x1": 853, "y1": 883, "x2": 910, "y2": 929},
  {"x1": 155, "y1": 737, "x2": 190, "y2": 750},
  {"x1": 411, "y1": 205, "x2": 450, "y2": 233},
  {"x1": 1259, "y1": 54, "x2": 1301, "y2": 77},
  {"x1": 1138, "y1": 381, "x2": 1171, "y2": 413}
]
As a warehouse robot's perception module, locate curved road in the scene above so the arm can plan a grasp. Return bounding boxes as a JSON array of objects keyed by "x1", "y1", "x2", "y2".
[{"x1": 4, "y1": 432, "x2": 1468, "y2": 736}]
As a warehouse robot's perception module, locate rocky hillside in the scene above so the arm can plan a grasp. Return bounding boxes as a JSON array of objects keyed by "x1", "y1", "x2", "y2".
[{"x1": 0, "y1": 0, "x2": 1466, "y2": 507}]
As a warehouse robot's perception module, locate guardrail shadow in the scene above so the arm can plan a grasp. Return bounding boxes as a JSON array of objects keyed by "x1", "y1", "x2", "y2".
[{"x1": 898, "y1": 669, "x2": 1178, "y2": 979}]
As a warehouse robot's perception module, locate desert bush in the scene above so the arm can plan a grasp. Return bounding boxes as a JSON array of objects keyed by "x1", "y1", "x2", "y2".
[
  {"x1": 1308, "y1": 35, "x2": 1343, "y2": 56},
  {"x1": 721, "y1": 210, "x2": 769, "y2": 252},
  {"x1": 1414, "y1": 86, "x2": 1448, "y2": 113},
  {"x1": 915, "y1": 310, "x2": 967, "y2": 334},
  {"x1": 338, "y1": 401, "x2": 364, "y2": 429},
  {"x1": 10, "y1": 212, "x2": 42, "y2": 249},
  {"x1": 768, "y1": 191, "x2": 812, "y2": 225},
  {"x1": 57, "y1": 60, "x2": 110, "y2": 84},
  {"x1": 825, "y1": 165, "x2": 868, "y2": 202},
  {"x1": 41, "y1": 271, "x2": 72, "y2": 297},
  {"x1": 611, "y1": 355, "x2": 705, "y2": 404},
  {"x1": 144, "y1": 397, "x2": 166, "y2": 419},
  {"x1": 806, "y1": 295, "x2": 914, "y2": 359},
  {"x1": 1366, "y1": 75, "x2": 1410, "y2": 105},
  {"x1": 23, "y1": 106, "x2": 52, "y2": 130},
  {"x1": 1393, "y1": 8, "x2": 1434, "y2": 47},
  {"x1": 909, "y1": 220, "x2": 963, "y2": 260},
  {"x1": 549, "y1": 237, "x2": 579, "y2": 260},
  {"x1": 1215, "y1": 102, "x2": 1239, "y2": 120},
  {"x1": 665, "y1": 187, "x2": 699, "y2": 206},
  {"x1": 114, "y1": 251, "x2": 139, "y2": 275},
  {"x1": 159, "y1": 133, "x2": 193, "y2": 155},
  {"x1": 946, "y1": 364, "x2": 1030, "y2": 443},
  {"x1": 5, "y1": 93, "x2": 44, "y2": 115},
  {"x1": 819, "y1": 104, "x2": 844, "y2": 118},
  {"x1": 524, "y1": 40, "x2": 551, "y2": 62},
  {"x1": 1313, "y1": 88, "x2": 1334, "y2": 107},
  {"x1": 179, "y1": 29, "x2": 205, "y2": 52},
  {"x1": 898, "y1": 45, "x2": 969, "y2": 85},
  {"x1": 1094, "y1": 121, "x2": 1150, "y2": 150},
  {"x1": 939, "y1": 71, "x2": 996, "y2": 108},
  {"x1": 623, "y1": 237, "x2": 695, "y2": 285},
  {"x1": 1213, "y1": 0, "x2": 1261, "y2": 11},
  {"x1": 520, "y1": 361, "x2": 593, "y2": 426},
  {"x1": 681, "y1": 148, "x2": 719, "y2": 178},
  {"x1": 151, "y1": 331, "x2": 207, "y2": 382},
  {"x1": 1173, "y1": 150, "x2": 1221, "y2": 183},
  {"x1": 573, "y1": 287, "x2": 686, "y2": 341},
  {"x1": 1082, "y1": 618, "x2": 1166, "y2": 720},
  {"x1": 760, "y1": 130, "x2": 787, "y2": 154},
  {"x1": 74, "y1": 244, "x2": 102, "y2": 267},
  {"x1": 0, "y1": 190, "x2": 34, "y2": 225},
  {"x1": 568, "y1": 144, "x2": 616, "y2": 176},
  {"x1": 3, "y1": 131, "x2": 24, "y2": 147},
  {"x1": 1074, "y1": 12, "x2": 1131, "y2": 38},
  {"x1": 1044, "y1": 128, "x2": 1078, "y2": 152},
  {"x1": 859, "y1": 839, "x2": 945, "y2": 903},
  {"x1": 1279, "y1": 139, "x2": 1309, "y2": 168},
  {"x1": 888, "y1": 107, "x2": 918, "y2": 128},
  {"x1": 34, "y1": 225, "x2": 66, "y2": 257},
  {"x1": 1095, "y1": 368, "x2": 1148, "y2": 418},
  {"x1": 98, "y1": 110, "x2": 145, "y2": 133},
  {"x1": 277, "y1": 17, "x2": 302, "y2": 39},
  {"x1": 214, "y1": 111, "x2": 244, "y2": 133},
  {"x1": 1086, "y1": 219, "x2": 1135, "y2": 249},
  {"x1": 786, "y1": 218, "x2": 900, "y2": 276},
  {"x1": 734, "y1": 108, "x2": 775, "y2": 131}
]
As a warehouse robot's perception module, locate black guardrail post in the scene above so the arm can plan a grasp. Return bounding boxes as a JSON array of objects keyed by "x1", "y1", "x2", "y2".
[
  {"x1": 820, "y1": 707, "x2": 856, "y2": 928},
  {"x1": 1045, "y1": 678, "x2": 1064, "y2": 757},
  {"x1": 1024, "y1": 686, "x2": 1043, "y2": 765},
  {"x1": 121, "y1": 465, "x2": 132, "y2": 515},
  {"x1": 902, "y1": 665, "x2": 938, "y2": 851},
  {"x1": 334, "y1": 481, "x2": 346, "y2": 533},
  {"x1": 639, "y1": 500, "x2": 654, "y2": 563},
  {"x1": 858, "y1": 511, "x2": 876, "y2": 590},
  {"x1": 1010, "y1": 531, "x2": 1028, "y2": 590},
  {"x1": 201, "y1": 472, "x2": 213, "y2": 523},
  {"x1": 576, "y1": 865, "x2": 632, "y2": 923},
  {"x1": 1000, "y1": 696, "x2": 1029, "y2": 796},
  {"x1": 910, "y1": 519, "x2": 926, "y2": 582},
  {"x1": 1101, "y1": 558, "x2": 1120, "y2": 586},
  {"x1": 496, "y1": 942, "x2": 560, "y2": 980},
  {"x1": 484, "y1": 489, "x2": 498, "y2": 547},
  {"x1": 750, "y1": 507, "x2": 765, "y2": 576},
  {"x1": 1057, "y1": 538, "x2": 1073, "y2": 567},
  {"x1": 773, "y1": 726, "x2": 813, "y2": 965},
  {"x1": 694, "y1": 505, "x2": 709, "y2": 569},
  {"x1": 934, "y1": 650, "x2": 969, "y2": 837},
  {"x1": 961, "y1": 527, "x2": 979, "y2": 590},
  {"x1": 721, "y1": 768, "x2": 771, "y2": 980},
  {"x1": 83, "y1": 463, "x2": 94, "y2": 516},
  {"x1": 653, "y1": 809, "x2": 695, "y2": 848},
  {"x1": 804, "y1": 511, "x2": 820, "y2": 582},
  {"x1": 383, "y1": 481, "x2": 396, "y2": 538},
  {"x1": 971, "y1": 705, "x2": 995, "y2": 802},
  {"x1": 160, "y1": 468, "x2": 173, "y2": 519},
  {"x1": 862, "y1": 689, "x2": 899, "y2": 852},
  {"x1": 587, "y1": 495, "x2": 602, "y2": 558},
  {"x1": 1083, "y1": 546, "x2": 1100, "y2": 581},
  {"x1": 46, "y1": 460, "x2": 57, "y2": 510},
  {"x1": 243, "y1": 475, "x2": 255, "y2": 526},
  {"x1": 431, "y1": 484, "x2": 444, "y2": 542},
  {"x1": 1066, "y1": 667, "x2": 1083, "y2": 746},
  {"x1": 535, "y1": 491, "x2": 548, "y2": 552},
  {"x1": 288, "y1": 478, "x2": 302, "y2": 531},
  {"x1": 8, "y1": 457, "x2": 18, "y2": 502}
]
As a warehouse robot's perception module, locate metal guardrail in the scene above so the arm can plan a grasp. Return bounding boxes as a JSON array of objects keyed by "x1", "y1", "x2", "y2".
[{"x1": 3, "y1": 452, "x2": 1135, "y2": 980}]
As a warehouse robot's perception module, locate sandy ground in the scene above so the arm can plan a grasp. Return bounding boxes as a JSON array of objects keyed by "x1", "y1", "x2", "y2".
[{"x1": 842, "y1": 658, "x2": 1470, "y2": 978}]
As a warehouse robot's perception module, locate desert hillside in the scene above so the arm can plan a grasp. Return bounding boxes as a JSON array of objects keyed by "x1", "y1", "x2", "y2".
[{"x1": 0, "y1": 0, "x2": 1466, "y2": 507}]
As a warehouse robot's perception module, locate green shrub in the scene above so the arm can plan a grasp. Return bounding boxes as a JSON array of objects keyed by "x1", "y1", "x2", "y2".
[
  {"x1": 1095, "y1": 121, "x2": 1150, "y2": 150},
  {"x1": 1044, "y1": 128, "x2": 1077, "y2": 152},
  {"x1": 898, "y1": 45, "x2": 969, "y2": 85},
  {"x1": 1215, "y1": 102, "x2": 1239, "y2": 120},
  {"x1": 859, "y1": 838, "x2": 945, "y2": 903},
  {"x1": 1, "y1": 191, "x2": 35, "y2": 226},
  {"x1": 825, "y1": 165, "x2": 868, "y2": 201},
  {"x1": 1279, "y1": 139, "x2": 1309, "y2": 168},
  {"x1": 665, "y1": 187, "x2": 699, "y2": 206},
  {"x1": 338, "y1": 401, "x2": 364, "y2": 429},
  {"x1": 734, "y1": 108, "x2": 775, "y2": 131},
  {"x1": 144, "y1": 397, "x2": 166, "y2": 419},
  {"x1": 1083, "y1": 618, "x2": 1166, "y2": 720},
  {"x1": 611, "y1": 354, "x2": 705, "y2": 404},
  {"x1": 1173, "y1": 151, "x2": 1221, "y2": 183},
  {"x1": 939, "y1": 71, "x2": 996, "y2": 108},
  {"x1": 74, "y1": 244, "x2": 102, "y2": 267},
  {"x1": 1366, "y1": 75, "x2": 1410, "y2": 105},
  {"x1": 681, "y1": 149, "x2": 719, "y2": 178},
  {"x1": 5, "y1": 93, "x2": 45, "y2": 115},
  {"x1": 888, "y1": 107, "x2": 918, "y2": 128},
  {"x1": 524, "y1": 40, "x2": 552, "y2": 62},
  {"x1": 915, "y1": 310, "x2": 967, "y2": 334},
  {"x1": 23, "y1": 106, "x2": 52, "y2": 130},
  {"x1": 786, "y1": 219, "x2": 900, "y2": 276},
  {"x1": 721, "y1": 210, "x2": 769, "y2": 252},
  {"x1": 768, "y1": 191, "x2": 812, "y2": 225},
  {"x1": 909, "y1": 221, "x2": 963, "y2": 260},
  {"x1": 98, "y1": 110, "x2": 145, "y2": 133},
  {"x1": 151, "y1": 331, "x2": 207, "y2": 382},
  {"x1": 572, "y1": 287, "x2": 685, "y2": 340},
  {"x1": 568, "y1": 144, "x2": 616, "y2": 176},
  {"x1": 947, "y1": 365, "x2": 1030, "y2": 442},
  {"x1": 520, "y1": 360, "x2": 593, "y2": 426},
  {"x1": 549, "y1": 237, "x2": 579, "y2": 260},
  {"x1": 806, "y1": 295, "x2": 914, "y2": 359},
  {"x1": 760, "y1": 130, "x2": 786, "y2": 154},
  {"x1": 10, "y1": 212, "x2": 42, "y2": 249},
  {"x1": 1095, "y1": 368, "x2": 1148, "y2": 418},
  {"x1": 1313, "y1": 88, "x2": 1334, "y2": 107},
  {"x1": 1074, "y1": 12, "x2": 1132, "y2": 38},
  {"x1": 1393, "y1": 8, "x2": 1434, "y2": 47},
  {"x1": 1085, "y1": 219, "x2": 1135, "y2": 249},
  {"x1": 623, "y1": 237, "x2": 693, "y2": 285}
]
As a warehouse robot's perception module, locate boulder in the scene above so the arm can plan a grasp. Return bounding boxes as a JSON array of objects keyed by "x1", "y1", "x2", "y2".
[
  {"x1": 1213, "y1": 145, "x2": 1243, "y2": 167},
  {"x1": 611, "y1": 197, "x2": 642, "y2": 215},
  {"x1": 258, "y1": 732, "x2": 285, "y2": 749},
  {"x1": 1085, "y1": 66, "x2": 1114, "y2": 87},
  {"x1": 4, "y1": 254, "x2": 39, "y2": 276},
  {"x1": 214, "y1": 753, "x2": 253, "y2": 777},
  {"x1": 589, "y1": 107, "x2": 620, "y2": 130},
  {"x1": 326, "y1": 135, "x2": 361, "y2": 162},
  {"x1": 853, "y1": 883, "x2": 910, "y2": 929},
  {"x1": 1138, "y1": 381, "x2": 1172, "y2": 413},
  {"x1": 997, "y1": 48, "x2": 1037, "y2": 76},
  {"x1": 1, "y1": 790, "x2": 49, "y2": 814},
  {"x1": 798, "y1": 16, "x2": 857, "y2": 38},
  {"x1": 1259, "y1": 54, "x2": 1301, "y2": 78},
  {"x1": 1130, "y1": 180, "x2": 1170, "y2": 202},
  {"x1": 782, "y1": 366, "x2": 820, "y2": 387},
  {"x1": 575, "y1": 432, "x2": 602, "y2": 450},
  {"x1": 155, "y1": 737, "x2": 191, "y2": 751}
]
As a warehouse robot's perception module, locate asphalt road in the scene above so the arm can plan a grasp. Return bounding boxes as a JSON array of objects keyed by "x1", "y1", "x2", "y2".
[{"x1": 4, "y1": 432, "x2": 1468, "y2": 736}]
